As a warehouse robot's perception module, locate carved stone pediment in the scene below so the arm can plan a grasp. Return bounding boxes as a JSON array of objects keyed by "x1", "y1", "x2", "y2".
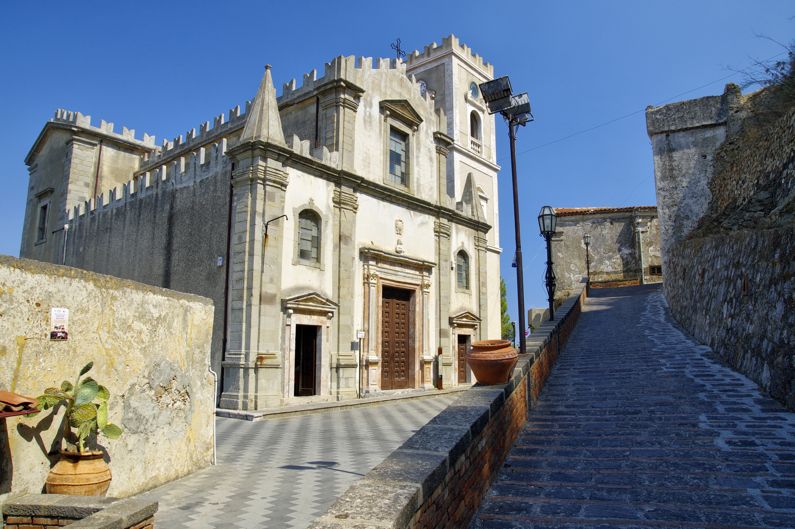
[
  {"x1": 380, "y1": 99, "x2": 424, "y2": 129},
  {"x1": 450, "y1": 311, "x2": 481, "y2": 329},
  {"x1": 282, "y1": 292, "x2": 338, "y2": 315}
]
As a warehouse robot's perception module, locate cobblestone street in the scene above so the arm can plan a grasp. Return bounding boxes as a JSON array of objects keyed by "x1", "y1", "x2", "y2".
[
  {"x1": 473, "y1": 285, "x2": 795, "y2": 529},
  {"x1": 137, "y1": 395, "x2": 456, "y2": 529}
]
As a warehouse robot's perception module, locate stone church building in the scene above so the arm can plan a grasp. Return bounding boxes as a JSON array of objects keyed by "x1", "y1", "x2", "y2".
[{"x1": 20, "y1": 36, "x2": 502, "y2": 410}]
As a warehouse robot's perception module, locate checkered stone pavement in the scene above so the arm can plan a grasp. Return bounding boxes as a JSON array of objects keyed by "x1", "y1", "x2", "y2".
[
  {"x1": 473, "y1": 285, "x2": 795, "y2": 529},
  {"x1": 138, "y1": 394, "x2": 456, "y2": 528}
]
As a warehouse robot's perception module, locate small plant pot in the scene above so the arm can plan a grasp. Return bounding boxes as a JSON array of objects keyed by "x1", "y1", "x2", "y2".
[
  {"x1": 45, "y1": 450, "x2": 111, "y2": 496},
  {"x1": 466, "y1": 339, "x2": 518, "y2": 385}
]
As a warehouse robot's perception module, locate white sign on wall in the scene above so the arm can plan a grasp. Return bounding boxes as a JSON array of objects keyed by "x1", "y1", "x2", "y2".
[{"x1": 50, "y1": 307, "x2": 69, "y2": 341}]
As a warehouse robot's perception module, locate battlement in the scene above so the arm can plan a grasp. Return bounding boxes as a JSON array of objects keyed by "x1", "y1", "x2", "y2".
[
  {"x1": 52, "y1": 108, "x2": 157, "y2": 148},
  {"x1": 278, "y1": 54, "x2": 436, "y2": 108},
  {"x1": 406, "y1": 35, "x2": 494, "y2": 76},
  {"x1": 140, "y1": 99, "x2": 254, "y2": 170}
]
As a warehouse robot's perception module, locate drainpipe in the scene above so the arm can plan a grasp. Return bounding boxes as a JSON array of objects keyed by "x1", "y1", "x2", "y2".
[
  {"x1": 61, "y1": 223, "x2": 69, "y2": 265},
  {"x1": 219, "y1": 165, "x2": 234, "y2": 406},
  {"x1": 92, "y1": 140, "x2": 104, "y2": 199}
]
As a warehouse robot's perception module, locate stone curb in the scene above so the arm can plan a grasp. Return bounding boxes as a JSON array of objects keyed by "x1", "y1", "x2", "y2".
[
  {"x1": 308, "y1": 286, "x2": 585, "y2": 529},
  {"x1": 216, "y1": 386, "x2": 471, "y2": 421},
  {"x1": 2, "y1": 494, "x2": 158, "y2": 529}
]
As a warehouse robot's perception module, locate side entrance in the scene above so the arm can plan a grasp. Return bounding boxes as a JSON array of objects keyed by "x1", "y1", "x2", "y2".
[
  {"x1": 381, "y1": 286, "x2": 414, "y2": 390},
  {"x1": 457, "y1": 334, "x2": 471, "y2": 384},
  {"x1": 295, "y1": 324, "x2": 319, "y2": 396}
]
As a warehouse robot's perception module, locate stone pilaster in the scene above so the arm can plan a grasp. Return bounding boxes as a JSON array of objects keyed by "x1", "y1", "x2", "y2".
[
  {"x1": 434, "y1": 219, "x2": 453, "y2": 383},
  {"x1": 434, "y1": 132, "x2": 454, "y2": 208},
  {"x1": 219, "y1": 151, "x2": 289, "y2": 410},
  {"x1": 364, "y1": 270, "x2": 379, "y2": 391},
  {"x1": 475, "y1": 234, "x2": 489, "y2": 340},
  {"x1": 319, "y1": 89, "x2": 361, "y2": 172},
  {"x1": 332, "y1": 186, "x2": 359, "y2": 398}
]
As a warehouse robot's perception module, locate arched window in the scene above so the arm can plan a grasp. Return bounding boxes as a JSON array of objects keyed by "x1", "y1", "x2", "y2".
[
  {"x1": 456, "y1": 250, "x2": 470, "y2": 290},
  {"x1": 469, "y1": 82, "x2": 479, "y2": 99},
  {"x1": 470, "y1": 111, "x2": 481, "y2": 141},
  {"x1": 298, "y1": 210, "x2": 321, "y2": 263}
]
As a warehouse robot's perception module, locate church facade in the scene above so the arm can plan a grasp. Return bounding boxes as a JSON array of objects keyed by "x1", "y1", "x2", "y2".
[{"x1": 20, "y1": 36, "x2": 502, "y2": 410}]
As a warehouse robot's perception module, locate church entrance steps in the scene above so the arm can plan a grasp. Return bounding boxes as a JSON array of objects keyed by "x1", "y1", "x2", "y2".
[{"x1": 215, "y1": 385, "x2": 470, "y2": 421}]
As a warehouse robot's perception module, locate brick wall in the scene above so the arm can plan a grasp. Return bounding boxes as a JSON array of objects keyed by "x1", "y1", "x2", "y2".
[{"x1": 309, "y1": 286, "x2": 585, "y2": 529}]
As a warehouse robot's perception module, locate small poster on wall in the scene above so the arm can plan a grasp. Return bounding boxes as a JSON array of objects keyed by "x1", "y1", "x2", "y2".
[{"x1": 50, "y1": 307, "x2": 69, "y2": 341}]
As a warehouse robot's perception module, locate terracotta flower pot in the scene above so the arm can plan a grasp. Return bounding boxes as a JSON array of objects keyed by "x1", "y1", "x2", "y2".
[
  {"x1": 45, "y1": 450, "x2": 111, "y2": 496},
  {"x1": 466, "y1": 339, "x2": 518, "y2": 385}
]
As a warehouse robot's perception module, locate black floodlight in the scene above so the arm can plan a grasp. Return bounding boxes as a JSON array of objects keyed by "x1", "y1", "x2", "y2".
[
  {"x1": 479, "y1": 77, "x2": 513, "y2": 115},
  {"x1": 506, "y1": 93, "x2": 532, "y2": 118}
]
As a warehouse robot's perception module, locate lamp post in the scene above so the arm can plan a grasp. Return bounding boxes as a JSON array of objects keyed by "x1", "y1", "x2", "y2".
[
  {"x1": 634, "y1": 217, "x2": 646, "y2": 285},
  {"x1": 538, "y1": 206, "x2": 557, "y2": 320},
  {"x1": 583, "y1": 233, "x2": 591, "y2": 286},
  {"x1": 479, "y1": 76, "x2": 533, "y2": 355}
]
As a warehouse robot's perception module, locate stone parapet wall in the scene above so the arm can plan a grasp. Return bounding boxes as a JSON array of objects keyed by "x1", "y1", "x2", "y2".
[
  {"x1": 0, "y1": 256, "x2": 216, "y2": 504},
  {"x1": 309, "y1": 287, "x2": 586, "y2": 529},
  {"x1": 3, "y1": 494, "x2": 156, "y2": 529},
  {"x1": 666, "y1": 227, "x2": 795, "y2": 406}
]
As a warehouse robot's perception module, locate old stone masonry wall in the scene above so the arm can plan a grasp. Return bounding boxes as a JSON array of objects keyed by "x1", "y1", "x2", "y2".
[{"x1": 653, "y1": 87, "x2": 795, "y2": 408}]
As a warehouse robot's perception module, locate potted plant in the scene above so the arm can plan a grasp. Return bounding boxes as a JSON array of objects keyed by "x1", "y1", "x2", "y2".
[{"x1": 34, "y1": 361, "x2": 123, "y2": 496}]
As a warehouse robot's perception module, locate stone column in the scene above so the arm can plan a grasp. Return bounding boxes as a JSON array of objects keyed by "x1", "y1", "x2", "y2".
[
  {"x1": 332, "y1": 187, "x2": 359, "y2": 398},
  {"x1": 475, "y1": 234, "x2": 489, "y2": 340},
  {"x1": 434, "y1": 220, "x2": 453, "y2": 383},
  {"x1": 219, "y1": 149, "x2": 288, "y2": 410}
]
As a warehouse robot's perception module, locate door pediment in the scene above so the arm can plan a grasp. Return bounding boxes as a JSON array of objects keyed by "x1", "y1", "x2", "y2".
[
  {"x1": 450, "y1": 311, "x2": 480, "y2": 329},
  {"x1": 282, "y1": 292, "x2": 338, "y2": 316}
]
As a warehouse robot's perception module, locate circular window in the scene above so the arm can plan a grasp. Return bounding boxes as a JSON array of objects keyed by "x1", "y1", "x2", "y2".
[
  {"x1": 469, "y1": 82, "x2": 479, "y2": 99},
  {"x1": 419, "y1": 80, "x2": 427, "y2": 97}
]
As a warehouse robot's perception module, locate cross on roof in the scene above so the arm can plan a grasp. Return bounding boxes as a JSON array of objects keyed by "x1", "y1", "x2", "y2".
[{"x1": 391, "y1": 38, "x2": 406, "y2": 60}]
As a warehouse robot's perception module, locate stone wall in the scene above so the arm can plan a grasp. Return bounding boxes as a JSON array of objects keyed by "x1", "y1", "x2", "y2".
[
  {"x1": 648, "y1": 84, "x2": 795, "y2": 408},
  {"x1": 308, "y1": 287, "x2": 586, "y2": 529},
  {"x1": 552, "y1": 208, "x2": 661, "y2": 300},
  {"x1": 3, "y1": 494, "x2": 156, "y2": 529},
  {"x1": 0, "y1": 256, "x2": 215, "y2": 505}
]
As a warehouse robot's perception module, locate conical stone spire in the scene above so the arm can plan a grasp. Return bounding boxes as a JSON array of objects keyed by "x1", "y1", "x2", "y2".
[{"x1": 239, "y1": 65, "x2": 285, "y2": 146}]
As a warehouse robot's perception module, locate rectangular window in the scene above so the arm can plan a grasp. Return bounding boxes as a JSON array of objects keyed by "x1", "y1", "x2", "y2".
[
  {"x1": 36, "y1": 202, "x2": 49, "y2": 243},
  {"x1": 388, "y1": 128, "x2": 408, "y2": 186}
]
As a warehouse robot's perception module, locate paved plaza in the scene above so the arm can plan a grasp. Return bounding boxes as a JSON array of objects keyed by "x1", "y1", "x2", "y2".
[
  {"x1": 473, "y1": 285, "x2": 795, "y2": 529},
  {"x1": 138, "y1": 394, "x2": 456, "y2": 528}
]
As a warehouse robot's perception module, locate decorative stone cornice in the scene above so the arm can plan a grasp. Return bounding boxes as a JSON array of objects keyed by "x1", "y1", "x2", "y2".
[
  {"x1": 231, "y1": 164, "x2": 289, "y2": 191},
  {"x1": 434, "y1": 220, "x2": 451, "y2": 239},
  {"x1": 360, "y1": 247, "x2": 435, "y2": 273},
  {"x1": 474, "y1": 235, "x2": 488, "y2": 249},
  {"x1": 264, "y1": 166, "x2": 289, "y2": 190},
  {"x1": 333, "y1": 188, "x2": 359, "y2": 212}
]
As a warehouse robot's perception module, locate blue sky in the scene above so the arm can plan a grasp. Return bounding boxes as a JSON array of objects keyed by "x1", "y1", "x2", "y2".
[{"x1": 0, "y1": 1, "x2": 791, "y2": 325}]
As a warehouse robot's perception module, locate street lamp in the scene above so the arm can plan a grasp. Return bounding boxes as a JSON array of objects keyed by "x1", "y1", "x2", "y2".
[
  {"x1": 538, "y1": 206, "x2": 557, "y2": 320},
  {"x1": 479, "y1": 76, "x2": 533, "y2": 355},
  {"x1": 583, "y1": 233, "x2": 591, "y2": 286}
]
